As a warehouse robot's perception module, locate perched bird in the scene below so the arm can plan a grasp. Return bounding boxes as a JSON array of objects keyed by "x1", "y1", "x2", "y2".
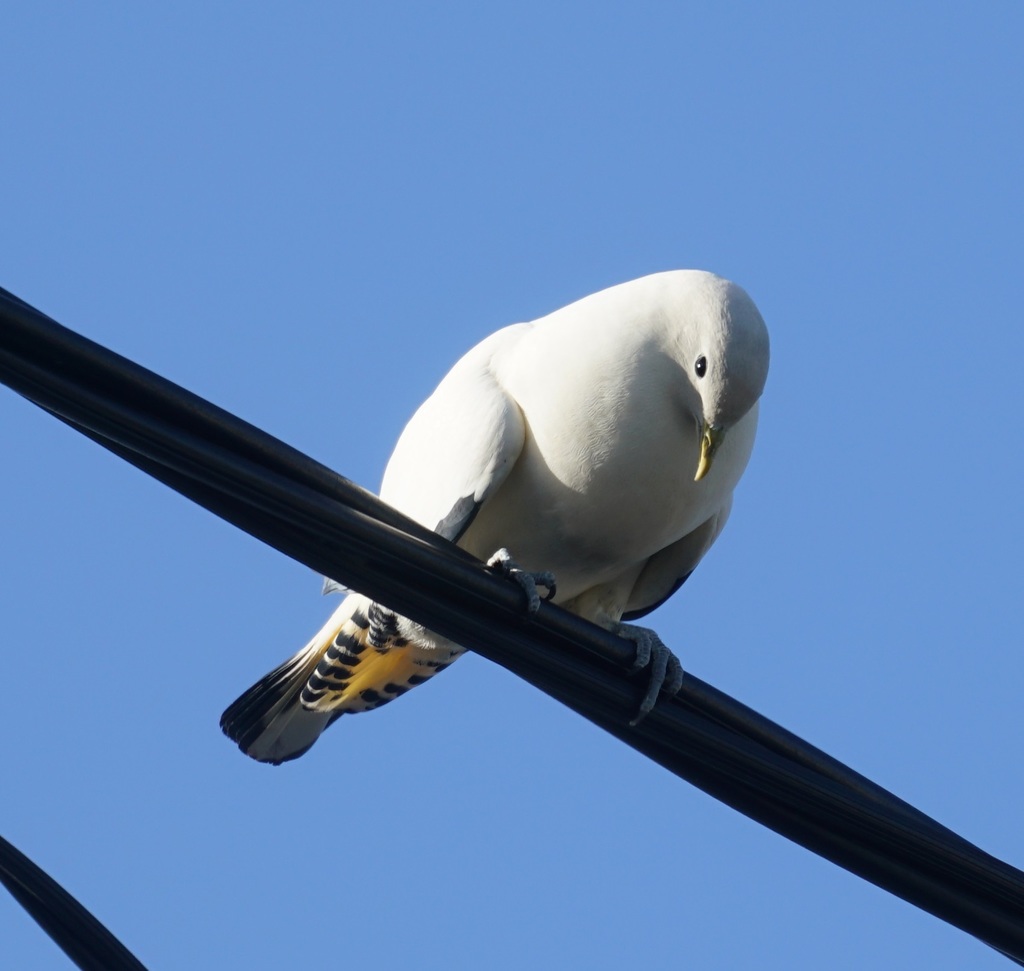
[{"x1": 221, "y1": 270, "x2": 770, "y2": 764}]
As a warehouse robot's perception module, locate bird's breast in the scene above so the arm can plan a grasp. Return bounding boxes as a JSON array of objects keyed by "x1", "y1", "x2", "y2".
[{"x1": 461, "y1": 387, "x2": 758, "y2": 601}]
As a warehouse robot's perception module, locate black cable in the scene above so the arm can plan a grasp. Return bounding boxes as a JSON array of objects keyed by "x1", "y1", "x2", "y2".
[
  {"x1": 0, "y1": 835, "x2": 148, "y2": 971},
  {"x1": 2, "y1": 285, "x2": 1023, "y2": 966}
]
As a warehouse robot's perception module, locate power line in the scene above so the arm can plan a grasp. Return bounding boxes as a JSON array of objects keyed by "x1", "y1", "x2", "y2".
[{"x1": 2, "y1": 285, "x2": 1022, "y2": 967}]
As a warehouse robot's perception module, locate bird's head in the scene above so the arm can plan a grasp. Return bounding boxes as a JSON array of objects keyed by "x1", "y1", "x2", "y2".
[{"x1": 666, "y1": 272, "x2": 770, "y2": 480}]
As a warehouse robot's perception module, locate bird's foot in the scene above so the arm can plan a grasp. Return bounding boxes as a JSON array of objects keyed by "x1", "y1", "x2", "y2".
[
  {"x1": 613, "y1": 622, "x2": 685, "y2": 725},
  {"x1": 487, "y1": 548, "x2": 556, "y2": 614}
]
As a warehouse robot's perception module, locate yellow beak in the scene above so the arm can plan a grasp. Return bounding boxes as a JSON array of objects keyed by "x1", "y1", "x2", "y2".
[{"x1": 694, "y1": 421, "x2": 724, "y2": 481}]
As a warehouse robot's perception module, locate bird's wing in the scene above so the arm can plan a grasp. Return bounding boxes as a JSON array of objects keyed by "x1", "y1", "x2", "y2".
[
  {"x1": 620, "y1": 497, "x2": 733, "y2": 620},
  {"x1": 379, "y1": 323, "x2": 530, "y2": 541}
]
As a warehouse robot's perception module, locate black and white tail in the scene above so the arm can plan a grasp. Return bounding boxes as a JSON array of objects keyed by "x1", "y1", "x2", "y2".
[{"x1": 220, "y1": 595, "x2": 459, "y2": 764}]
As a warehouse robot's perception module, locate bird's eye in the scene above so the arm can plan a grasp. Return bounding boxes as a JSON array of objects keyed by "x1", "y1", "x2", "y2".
[{"x1": 694, "y1": 356, "x2": 707, "y2": 379}]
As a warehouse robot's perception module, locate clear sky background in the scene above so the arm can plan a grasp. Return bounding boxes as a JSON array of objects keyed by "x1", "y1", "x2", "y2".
[{"x1": 2, "y1": 4, "x2": 1022, "y2": 969}]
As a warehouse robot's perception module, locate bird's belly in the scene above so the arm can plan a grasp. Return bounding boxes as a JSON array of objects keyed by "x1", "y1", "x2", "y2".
[{"x1": 460, "y1": 411, "x2": 754, "y2": 602}]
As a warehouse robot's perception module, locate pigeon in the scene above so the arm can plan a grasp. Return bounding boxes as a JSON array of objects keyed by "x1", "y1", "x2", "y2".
[{"x1": 221, "y1": 269, "x2": 769, "y2": 763}]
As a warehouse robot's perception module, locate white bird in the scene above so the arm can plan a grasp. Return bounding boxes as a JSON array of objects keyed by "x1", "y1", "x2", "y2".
[{"x1": 221, "y1": 270, "x2": 770, "y2": 764}]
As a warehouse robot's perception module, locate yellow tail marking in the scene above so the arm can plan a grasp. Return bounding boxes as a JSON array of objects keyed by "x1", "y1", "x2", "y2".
[{"x1": 301, "y1": 621, "x2": 456, "y2": 716}]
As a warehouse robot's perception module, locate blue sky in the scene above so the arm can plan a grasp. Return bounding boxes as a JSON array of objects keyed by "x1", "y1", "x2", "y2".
[{"x1": 2, "y1": 4, "x2": 1022, "y2": 969}]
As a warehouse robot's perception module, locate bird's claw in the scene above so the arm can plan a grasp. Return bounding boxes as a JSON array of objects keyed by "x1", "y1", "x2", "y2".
[
  {"x1": 613, "y1": 623, "x2": 685, "y2": 725},
  {"x1": 487, "y1": 548, "x2": 556, "y2": 614}
]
